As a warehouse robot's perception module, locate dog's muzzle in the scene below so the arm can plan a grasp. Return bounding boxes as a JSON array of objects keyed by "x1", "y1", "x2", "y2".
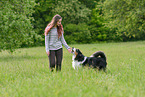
[{"x1": 71, "y1": 47, "x2": 75, "y2": 54}]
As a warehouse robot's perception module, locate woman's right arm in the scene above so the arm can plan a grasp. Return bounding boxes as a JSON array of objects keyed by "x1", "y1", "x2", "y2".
[
  {"x1": 45, "y1": 26, "x2": 50, "y2": 56},
  {"x1": 45, "y1": 34, "x2": 50, "y2": 56}
]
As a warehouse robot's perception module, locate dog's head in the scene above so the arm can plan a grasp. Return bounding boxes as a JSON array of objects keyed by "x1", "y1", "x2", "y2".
[{"x1": 71, "y1": 47, "x2": 84, "y2": 61}]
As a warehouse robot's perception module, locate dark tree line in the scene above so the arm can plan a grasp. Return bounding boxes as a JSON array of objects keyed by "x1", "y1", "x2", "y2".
[{"x1": 1, "y1": 0, "x2": 145, "y2": 52}]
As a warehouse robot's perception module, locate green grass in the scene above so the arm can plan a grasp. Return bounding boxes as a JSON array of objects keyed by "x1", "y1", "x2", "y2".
[{"x1": 0, "y1": 41, "x2": 145, "y2": 97}]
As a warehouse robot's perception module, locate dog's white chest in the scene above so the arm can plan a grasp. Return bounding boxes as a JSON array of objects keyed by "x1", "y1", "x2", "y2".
[{"x1": 72, "y1": 55, "x2": 81, "y2": 69}]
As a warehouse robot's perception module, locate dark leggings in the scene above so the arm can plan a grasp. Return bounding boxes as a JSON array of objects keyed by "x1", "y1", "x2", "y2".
[{"x1": 49, "y1": 48, "x2": 63, "y2": 71}]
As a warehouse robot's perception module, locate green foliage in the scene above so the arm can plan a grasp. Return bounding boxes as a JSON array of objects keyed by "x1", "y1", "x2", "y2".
[
  {"x1": 102, "y1": 0, "x2": 145, "y2": 41},
  {"x1": 88, "y1": 2, "x2": 108, "y2": 42},
  {"x1": 64, "y1": 23, "x2": 91, "y2": 44},
  {"x1": 32, "y1": 0, "x2": 92, "y2": 44},
  {"x1": 2, "y1": 0, "x2": 145, "y2": 51},
  {"x1": 52, "y1": 0, "x2": 91, "y2": 25},
  {"x1": 78, "y1": 0, "x2": 99, "y2": 9},
  {"x1": 0, "y1": 0, "x2": 42, "y2": 52},
  {"x1": 32, "y1": 0, "x2": 57, "y2": 35}
]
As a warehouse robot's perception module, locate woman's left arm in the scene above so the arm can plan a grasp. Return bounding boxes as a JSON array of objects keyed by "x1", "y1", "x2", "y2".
[{"x1": 61, "y1": 33, "x2": 71, "y2": 53}]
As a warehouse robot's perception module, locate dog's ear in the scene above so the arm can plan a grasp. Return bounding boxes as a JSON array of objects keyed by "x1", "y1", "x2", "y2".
[
  {"x1": 76, "y1": 49, "x2": 82, "y2": 54},
  {"x1": 75, "y1": 53, "x2": 84, "y2": 61}
]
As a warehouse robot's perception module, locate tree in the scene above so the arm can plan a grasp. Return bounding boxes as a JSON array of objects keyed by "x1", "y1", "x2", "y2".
[
  {"x1": 49, "y1": 0, "x2": 92, "y2": 43},
  {"x1": 0, "y1": 0, "x2": 41, "y2": 52},
  {"x1": 52, "y1": 0, "x2": 91, "y2": 25},
  {"x1": 88, "y1": 2, "x2": 108, "y2": 42},
  {"x1": 102, "y1": 0, "x2": 145, "y2": 41},
  {"x1": 32, "y1": 0, "x2": 58, "y2": 35},
  {"x1": 78, "y1": 0, "x2": 99, "y2": 9},
  {"x1": 64, "y1": 23, "x2": 91, "y2": 44}
]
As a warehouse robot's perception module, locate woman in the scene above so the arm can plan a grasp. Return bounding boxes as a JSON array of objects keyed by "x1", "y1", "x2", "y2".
[{"x1": 44, "y1": 14, "x2": 71, "y2": 72}]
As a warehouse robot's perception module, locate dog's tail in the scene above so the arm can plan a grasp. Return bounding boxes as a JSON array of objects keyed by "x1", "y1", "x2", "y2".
[{"x1": 91, "y1": 51, "x2": 107, "y2": 61}]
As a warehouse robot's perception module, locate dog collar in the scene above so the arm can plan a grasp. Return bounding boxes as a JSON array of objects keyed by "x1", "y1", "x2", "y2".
[{"x1": 81, "y1": 57, "x2": 87, "y2": 64}]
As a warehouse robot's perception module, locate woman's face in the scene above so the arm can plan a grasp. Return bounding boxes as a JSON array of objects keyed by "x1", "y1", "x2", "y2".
[{"x1": 57, "y1": 19, "x2": 62, "y2": 26}]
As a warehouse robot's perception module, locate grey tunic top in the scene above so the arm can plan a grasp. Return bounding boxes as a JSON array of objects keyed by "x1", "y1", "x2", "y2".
[{"x1": 45, "y1": 26, "x2": 70, "y2": 52}]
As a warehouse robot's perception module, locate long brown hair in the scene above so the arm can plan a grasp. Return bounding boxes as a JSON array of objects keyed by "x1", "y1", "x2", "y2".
[{"x1": 44, "y1": 14, "x2": 64, "y2": 38}]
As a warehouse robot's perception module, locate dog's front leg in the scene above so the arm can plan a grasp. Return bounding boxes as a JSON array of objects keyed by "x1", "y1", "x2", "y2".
[{"x1": 72, "y1": 61, "x2": 76, "y2": 69}]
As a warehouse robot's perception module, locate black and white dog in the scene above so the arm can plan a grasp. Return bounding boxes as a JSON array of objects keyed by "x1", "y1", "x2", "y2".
[{"x1": 71, "y1": 47, "x2": 107, "y2": 71}]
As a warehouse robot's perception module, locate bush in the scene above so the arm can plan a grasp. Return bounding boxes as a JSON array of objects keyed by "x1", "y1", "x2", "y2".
[
  {"x1": 64, "y1": 23, "x2": 91, "y2": 44},
  {"x1": 0, "y1": 0, "x2": 42, "y2": 52},
  {"x1": 52, "y1": 0, "x2": 91, "y2": 25}
]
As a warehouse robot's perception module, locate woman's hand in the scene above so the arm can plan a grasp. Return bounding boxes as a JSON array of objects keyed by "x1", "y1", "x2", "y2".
[
  {"x1": 46, "y1": 51, "x2": 50, "y2": 56},
  {"x1": 67, "y1": 48, "x2": 72, "y2": 53}
]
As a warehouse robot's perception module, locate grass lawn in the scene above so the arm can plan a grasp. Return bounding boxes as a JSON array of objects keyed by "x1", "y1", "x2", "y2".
[{"x1": 0, "y1": 41, "x2": 145, "y2": 97}]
